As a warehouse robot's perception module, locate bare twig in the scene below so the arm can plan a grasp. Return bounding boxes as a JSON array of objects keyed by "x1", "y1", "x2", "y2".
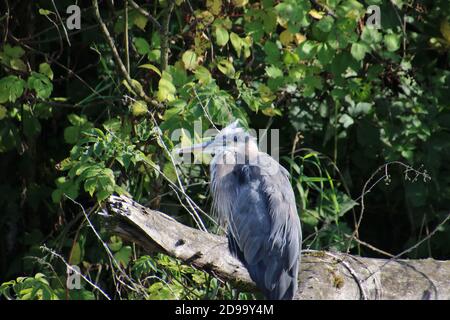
[
  {"x1": 91, "y1": 0, "x2": 163, "y2": 110},
  {"x1": 385, "y1": 213, "x2": 450, "y2": 263},
  {"x1": 2, "y1": 0, "x2": 10, "y2": 43},
  {"x1": 348, "y1": 161, "x2": 431, "y2": 251},
  {"x1": 129, "y1": 0, "x2": 162, "y2": 31},
  {"x1": 104, "y1": 109, "x2": 214, "y2": 232},
  {"x1": 51, "y1": 0, "x2": 71, "y2": 46},
  {"x1": 360, "y1": 212, "x2": 450, "y2": 288},
  {"x1": 65, "y1": 195, "x2": 149, "y2": 298},
  {"x1": 389, "y1": 0, "x2": 407, "y2": 57},
  {"x1": 311, "y1": 0, "x2": 337, "y2": 18},
  {"x1": 41, "y1": 245, "x2": 111, "y2": 300},
  {"x1": 40, "y1": 8, "x2": 64, "y2": 60},
  {"x1": 145, "y1": 107, "x2": 209, "y2": 232},
  {"x1": 344, "y1": 234, "x2": 395, "y2": 258},
  {"x1": 9, "y1": 35, "x2": 100, "y2": 96},
  {"x1": 124, "y1": 0, "x2": 130, "y2": 74},
  {"x1": 160, "y1": 0, "x2": 175, "y2": 71},
  {"x1": 321, "y1": 251, "x2": 369, "y2": 300}
]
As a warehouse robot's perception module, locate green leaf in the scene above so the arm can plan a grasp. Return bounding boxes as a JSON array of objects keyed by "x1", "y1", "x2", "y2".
[
  {"x1": 157, "y1": 72, "x2": 176, "y2": 102},
  {"x1": 114, "y1": 246, "x2": 132, "y2": 268},
  {"x1": 122, "y1": 79, "x2": 143, "y2": 95},
  {"x1": 69, "y1": 242, "x2": 82, "y2": 265},
  {"x1": 108, "y1": 236, "x2": 123, "y2": 252},
  {"x1": 192, "y1": 272, "x2": 206, "y2": 285},
  {"x1": 350, "y1": 42, "x2": 368, "y2": 61},
  {"x1": 265, "y1": 65, "x2": 283, "y2": 78},
  {"x1": 38, "y1": 8, "x2": 53, "y2": 16},
  {"x1": 336, "y1": 0, "x2": 365, "y2": 19},
  {"x1": 148, "y1": 282, "x2": 175, "y2": 299},
  {"x1": 316, "y1": 16, "x2": 334, "y2": 33},
  {"x1": 241, "y1": 36, "x2": 252, "y2": 58},
  {"x1": 51, "y1": 189, "x2": 63, "y2": 203},
  {"x1": 206, "y1": 0, "x2": 222, "y2": 15},
  {"x1": 384, "y1": 34, "x2": 401, "y2": 52},
  {"x1": 67, "y1": 289, "x2": 95, "y2": 300},
  {"x1": 3, "y1": 44, "x2": 25, "y2": 58},
  {"x1": 182, "y1": 50, "x2": 198, "y2": 70},
  {"x1": 297, "y1": 40, "x2": 318, "y2": 59},
  {"x1": 132, "y1": 12, "x2": 147, "y2": 30},
  {"x1": 339, "y1": 114, "x2": 354, "y2": 128},
  {"x1": 39, "y1": 63, "x2": 54, "y2": 80},
  {"x1": 148, "y1": 33, "x2": 161, "y2": 62},
  {"x1": 83, "y1": 168, "x2": 115, "y2": 200},
  {"x1": 163, "y1": 162, "x2": 178, "y2": 183},
  {"x1": 27, "y1": 72, "x2": 53, "y2": 99},
  {"x1": 351, "y1": 102, "x2": 373, "y2": 116},
  {"x1": 132, "y1": 256, "x2": 158, "y2": 277},
  {"x1": 131, "y1": 100, "x2": 148, "y2": 116},
  {"x1": 275, "y1": 1, "x2": 310, "y2": 32},
  {"x1": 72, "y1": 162, "x2": 91, "y2": 177},
  {"x1": 64, "y1": 127, "x2": 80, "y2": 144},
  {"x1": 280, "y1": 30, "x2": 294, "y2": 46},
  {"x1": 264, "y1": 41, "x2": 280, "y2": 64},
  {"x1": 0, "y1": 76, "x2": 25, "y2": 103},
  {"x1": 317, "y1": 43, "x2": 335, "y2": 65},
  {"x1": 263, "y1": 10, "x2": 277, "y2": 34},
  {"x1": 217, "y1": 59, "x2": 235, "y2": 78},
  {"x1": 83, "y1": 177, "x2": 97, "y2": 196},
  {"x1": 261, "y1": 106, "x2": 282, "y2": 117},
  {"x1": 230, "y1": 32, "x2": 242, "y2": 57},
  {"x1": 10, "y1": 58, "x2": 27, "y2": 72},
  {"x1": 301, "y1": 210, "x2": 320, "y2": 227},
  {"x1": 148, "y1": 49, "x2": 161, "y2": 62},
  {"x1": 215, "y1": 26, "x2": 229, "y2": 46},
  {"x1": 52, "y1": 177, "x2": 79, "y2": 203},
  {"x1": 138, "y1": 63, "x2": 161, "y2": 76},
  {"x1": 103, "y1": 118, "x2": 122, "y2": 133},
  {"x1": 194, "y1": 66, "x2": 213, "y2": 85},
  {"x1": 134, "y1": 37, "x2": 151, "y2": 55},
  {"x1": 68, "y1": 114, "x2": 88, "y2": 126},
  {"x1": 361, "y1": 27, "x2": 382, "y2": 44},
  {"x1": 167, "y1": 64, "x2": 188, "y2": 87}
]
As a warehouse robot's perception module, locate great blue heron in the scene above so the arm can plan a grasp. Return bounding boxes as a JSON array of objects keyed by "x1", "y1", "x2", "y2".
[{"x1": 176, "y1": 120, "x2": 302, "y2": 300}]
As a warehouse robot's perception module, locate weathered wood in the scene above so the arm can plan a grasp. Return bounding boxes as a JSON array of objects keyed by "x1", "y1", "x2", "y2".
[{"x1": 101, "y1": 195, "x2": 450, "y2": 300}]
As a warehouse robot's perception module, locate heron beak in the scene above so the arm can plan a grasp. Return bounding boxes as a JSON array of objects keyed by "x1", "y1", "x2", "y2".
[{"x1": 174, "y1": 139, "x2": 214, "y2": 155}]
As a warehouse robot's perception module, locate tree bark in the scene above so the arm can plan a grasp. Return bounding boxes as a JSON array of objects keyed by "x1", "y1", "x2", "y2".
[{"x1": 101, "y1": 195, "x2": 450, "y2": 300}]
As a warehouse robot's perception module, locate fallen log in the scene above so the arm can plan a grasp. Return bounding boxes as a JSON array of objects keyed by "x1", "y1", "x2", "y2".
[{"x1": 101, "y1": 195, "x2": 450, "y2": 300}]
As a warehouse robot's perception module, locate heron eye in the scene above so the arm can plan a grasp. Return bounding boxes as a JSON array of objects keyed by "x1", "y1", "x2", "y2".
[{"x1": 233, "y1": 136, "x2": 238, "y2": 142}]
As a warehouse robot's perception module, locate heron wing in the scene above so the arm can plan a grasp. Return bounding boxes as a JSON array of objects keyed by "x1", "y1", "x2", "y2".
[{"x1": 227, "y1": 157, "x2": 302, "y2": 299}]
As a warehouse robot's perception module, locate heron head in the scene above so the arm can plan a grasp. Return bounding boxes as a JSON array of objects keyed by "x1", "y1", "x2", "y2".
[{"x1": 175, "y1": 120, "x2": 257, "y2": 157}]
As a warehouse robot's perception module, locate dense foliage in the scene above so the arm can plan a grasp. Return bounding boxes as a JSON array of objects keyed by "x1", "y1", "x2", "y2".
[{"x1": 0, "y1": 0, "x2": 449, "y2": 299}]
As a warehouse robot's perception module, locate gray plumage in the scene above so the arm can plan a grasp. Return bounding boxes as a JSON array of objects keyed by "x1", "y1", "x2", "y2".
[{"x1": 177, "y1": 120, "x2": 302, "y2": 300}]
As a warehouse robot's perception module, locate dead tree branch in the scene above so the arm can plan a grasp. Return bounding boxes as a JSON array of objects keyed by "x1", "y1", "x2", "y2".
[{"x1": 101, "y1": 195, "x2": 450, "y2": 300}]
